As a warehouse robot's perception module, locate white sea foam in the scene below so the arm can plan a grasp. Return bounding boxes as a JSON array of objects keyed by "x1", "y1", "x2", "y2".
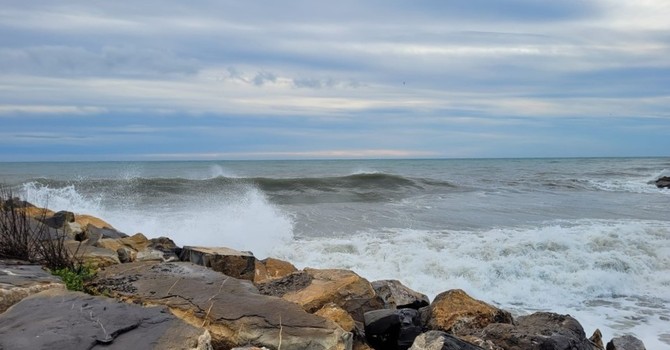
[
  {"x1": 19, "y1": 181, "x2": 294, "y2": 259},
  {"x1": 274, "y1": 220, "x2": 670, "y2": 348}
]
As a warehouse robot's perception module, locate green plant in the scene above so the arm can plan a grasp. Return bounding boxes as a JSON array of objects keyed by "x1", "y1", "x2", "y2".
[{"x1": 51, "y1": 264, "x2": 96, "y2": 292}]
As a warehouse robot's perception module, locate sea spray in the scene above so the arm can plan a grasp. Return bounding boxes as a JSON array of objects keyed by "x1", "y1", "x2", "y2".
[{"x1": 19, "y1": 180, "x2": 294, "y2": 259}]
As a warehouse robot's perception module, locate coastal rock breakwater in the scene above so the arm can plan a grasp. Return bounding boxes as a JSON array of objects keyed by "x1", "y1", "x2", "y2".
[{"x1": 0, "y1": 201, "x2": 648, "y2": 350}]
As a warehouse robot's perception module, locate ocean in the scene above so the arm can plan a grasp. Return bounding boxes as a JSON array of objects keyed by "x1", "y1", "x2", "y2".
[{"x1": 1, "y1": 158, "x2": 669, "y2": 348}]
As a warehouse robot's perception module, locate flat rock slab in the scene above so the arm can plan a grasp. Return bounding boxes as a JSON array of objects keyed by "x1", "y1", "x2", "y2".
[
  {"x1": 180, "y1": 246, "x2": 256, "y2": 281},
  {"x1": 0, "y1": 288, "x2": 210, "y2": 350},
  {"x1": 0, "y1": 260, "x2": 65, "y2": 313},
  {"x1": 89, "y1": 261, "x2": 351, "y2": 350}
]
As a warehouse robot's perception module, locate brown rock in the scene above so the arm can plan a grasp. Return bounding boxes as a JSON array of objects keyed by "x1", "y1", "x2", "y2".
[
  {"x1": 0, "y1": 260, "x2": 65, "y2": 313},
  {"x1": 17, "y1": 206, "x2": 54, "y2": 219},
  {"x1": 316, "y1": 302, "x2": 357, "y2": 332},
  {"x1": 590, "y1": 329, "x2": 604, "y2": 349},
  {"x1": 75, "y1": 214, "x2": 115, "y2": 229},
  {"x1": 254, "y1": 257, "x2": 298, "y2": 283},
  {"x1": 66, "y1": 241, "x2": 121, "y2": 268},
  {"x1": 282, "y1": 268, "x2": 383, "y2": 323},
  {"x1": 89, "y1": 261, "x2": 351, "y2": 350},
  {"x1": 427, "y1": 289, "x2": 513, "y2": 335},
  {"x1": 180, "y1": 246, "x2": 256, "y2": 281}
]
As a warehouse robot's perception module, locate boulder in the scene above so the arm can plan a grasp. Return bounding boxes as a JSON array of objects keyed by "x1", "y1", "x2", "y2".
[
  {"x1": 254, "y1": 257, "x2": 298, "y2": 284},
  {"x1": 75, "y1": 214, "x2": 115, "y2": 229},
  {"x1": 364, "y1": 309, "x2": 422, "y2": 350},
  {"x1": 0, "y1": 260, "x2": 65, "y2": 313},
  {"x1": 180, "y1": 246, "x2": 256, "y2": 281},
  {"x1": 409, "y1": 331, "x2": 485, "y2": 350},
  {"x1": 481, "y1": 312, "x2": 594, "y2": 350},
  {"x1": 372, "y1": 280, "x2": 430, "y2": 309},
  {"x1": 257, "y1": 270, "x2": 314, "y2": 297},
  {"x1": 281, "y1": 268, "x2": 384, "y2": 323},
  {"x1": 17, "y1": 205, "x2": 55, "y2": 219},
  {"x1": 316, "y1": 302, "x2": 357, "y2": 333},
  {"x1": 0, "y1": 288, "x2": 212, "y2": 349},
  {"x1": 42, "y1": 210, "x2": 75, "y2": 229},
  {"x1": 66, "y1": 241, "x2": 121, "y2": 268},
  {"x1": 655, "y1": 176, "x2": 670, "y2": 189},
  {"x1": 96, "y1": 233, "x2": 176, "y2": 264},
  {"x1": 88, "y1": 261, "x2": 352, "y2": 350},
  {"x1": 85, "y1": 224, "x2": 129, "y2": 239},
  {"x1": 427, "y1": 289, "x2": 513, "y2": 335},
  {"x1": 606, "y1": 335, "x2": 646, "y2": 350}
]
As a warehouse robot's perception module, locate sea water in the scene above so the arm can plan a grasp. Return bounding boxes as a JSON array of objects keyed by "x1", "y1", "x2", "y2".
[{"x1": 1, "y1": 158, "x2": 669, "y2": 348}]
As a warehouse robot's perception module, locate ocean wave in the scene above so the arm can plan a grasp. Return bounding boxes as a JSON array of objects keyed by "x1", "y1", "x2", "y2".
[{"x1": 19, "y1": 173, "x2": 458, "y2": 204}]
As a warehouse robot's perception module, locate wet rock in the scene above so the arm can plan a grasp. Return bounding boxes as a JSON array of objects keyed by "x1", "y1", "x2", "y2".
[
  {"x1": 282, "y1": 268, "x2": 384, "y2": 323},
  {"x1": 96, "y1": 233, "x2": 175, "y2": 264},
  {"x1": 409, "y1": 330, "x2": 485, "y2": 350},
  {"x1": 180, "y1": 246, "x2": 256, "y2": 281},
  {"x1": 427, "y1": 289, "x2": 513, "y2": 335},
  {"x1": 655, "y1": 176, "x2": 670, "y2": 189},
  {"x1": 88, "y1": 261, "x2": 351, "y2": 350},
  {"x1": 0, "y1": 288, "x2": 211, "y2": 350},
  {"x1": 481, "y1": 312, "x2": 594, "y2": 350},
  {"x1": 364, "y1": 308, "x2": 423, "y2": 350},
  {"x1": 372, "y1": 279, "x2": 430, "y2": 309},
  {"x1": 254, "y1": 257, "x2": 298, "y2": 283},
  {"x1": 606, "y1": 335, "x2": 646, "y2": 350},
  {"x1": 0, "y1": 260, "x2": 65, "y2": 313}
]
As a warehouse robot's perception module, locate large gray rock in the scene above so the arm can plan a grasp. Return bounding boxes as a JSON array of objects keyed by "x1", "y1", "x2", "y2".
[
  {"x1": 0, "y1": 260, "x2": 65, "y2": 313},
  {"x1": 0, "y1": 288, "x2": 211, "y2": 350},
  {"x1": 606, "y1": 335, "x2": 646, "y2": 350},
  {"x1": 372, "y1": 280, "x2": 430, "y2": 309},
  {"x1": 409, "y1": 330, "x2": 485, "y2": 350},
  {"x1": 481, "y1": 312, "x2": 594, "y2": 350},
  {"x1": 88, "y1": 261, "x2": 351, "y2": 350},
  {"x1": 180, "y1": 246, "x2": 256, "y2": 281},
  {"x1": 655, "y1": 176, "x2": 670, "y2": 189}
]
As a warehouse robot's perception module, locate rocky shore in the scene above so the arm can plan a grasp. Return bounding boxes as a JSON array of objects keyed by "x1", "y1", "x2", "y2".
[{"x1": 0, "y1": 200, "x2": 648, "y2": 350}]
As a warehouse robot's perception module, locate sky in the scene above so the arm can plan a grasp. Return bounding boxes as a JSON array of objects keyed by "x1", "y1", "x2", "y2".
[{"x1": 0, "y1": 1, "x2": 669, "y2": 161}]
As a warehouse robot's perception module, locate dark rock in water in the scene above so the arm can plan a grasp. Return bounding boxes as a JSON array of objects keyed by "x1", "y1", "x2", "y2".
[
  {"x1": 481, "y1": 312, "x2": 594, "y2": 350},
  {"x1": 655, "y1": 176, "x2": 670, "y2": 188},
  {"x1": 372, "y1": 279, "x2": 430, "y2": 310},
  {"x1": 364, "y1": 308, "x2": 423, "y2": 350},
  {"x1": 0, "y1": 288, "x2": 210, "y2": 349},
  {"x1": 409, "y1": 330, "x2": 485, "y2": 350},
  {"x1": 606, "y1": 335, "x2": 646, "y2": 350},
  {"x1": 42, "y1": 210, "x2": 75, "y2": 229}
]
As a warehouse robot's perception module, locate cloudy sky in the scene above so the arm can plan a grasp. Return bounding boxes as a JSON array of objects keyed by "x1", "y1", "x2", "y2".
[{"x1": 1, "y1": 1, "x2": 669, "y2": 161}]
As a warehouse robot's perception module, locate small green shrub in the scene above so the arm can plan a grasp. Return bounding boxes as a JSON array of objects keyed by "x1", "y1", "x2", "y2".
[{"x1": 51, "y1": 265, "x2": 96, "y2": 292}]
